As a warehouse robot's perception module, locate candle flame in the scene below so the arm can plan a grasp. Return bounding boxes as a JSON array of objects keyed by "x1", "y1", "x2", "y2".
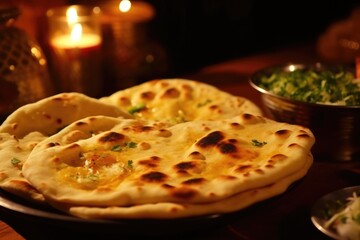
[
  {"x1": 119, "y1": 0, "x2": 131, "y2": 13},
  {"x1": 70, "y1": 23, "x2": 82, "y2": 43},
  {"x1": 66, "y1": 7, "x2": 79, "y2": 24}
]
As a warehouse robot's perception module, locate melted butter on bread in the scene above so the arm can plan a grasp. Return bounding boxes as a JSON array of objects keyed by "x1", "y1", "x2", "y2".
[{"x1": 57, "y1": 145, "x2": 135, "y2": 190}]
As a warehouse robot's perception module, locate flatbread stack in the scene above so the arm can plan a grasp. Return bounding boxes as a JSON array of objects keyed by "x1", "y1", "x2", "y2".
[
  {"x1": 0, "y1": 79, "x2": 315, "y2": 220},
  {"x1": 0, "y1": 92, "x2": 131, "y2": 202}
]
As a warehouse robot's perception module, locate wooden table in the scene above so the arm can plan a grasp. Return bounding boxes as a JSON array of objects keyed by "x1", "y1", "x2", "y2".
[{"x1": 1, "y1": 43, "x2": 359, "y2": 240}]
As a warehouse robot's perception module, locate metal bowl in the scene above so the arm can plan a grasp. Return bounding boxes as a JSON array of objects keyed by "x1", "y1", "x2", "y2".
[
  {"x1": 249, "y1": 63, "x2": 360, "y2": 161},
  {"x1": 311, "y1": 186, "x2": 360, "y2": 239}
]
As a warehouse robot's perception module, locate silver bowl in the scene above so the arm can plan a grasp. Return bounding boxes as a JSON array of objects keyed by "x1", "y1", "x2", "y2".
[
  {"x1": 311, "y1": 186, "x2": 360, "y2": 239},
  {"x1": 249, "y1": 63, "x2": 360, "y2": 161}
]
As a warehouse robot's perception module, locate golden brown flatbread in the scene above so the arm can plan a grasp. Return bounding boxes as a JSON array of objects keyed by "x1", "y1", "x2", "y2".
[
  {"x1": 0, "y1": 80, "x2": 315, "y2": 220},
  {"x1": 0, "y1": 93, "x2": 131, "y2": 202},
  {"x1": 0, "y1": 92, "x2": 131, "y2": 138},
  {"x1": 23, "y1": 113, "x2": 314, "y2": 217},
  {"x1": 56, "y1": 154, "x2": 313, "y2": 219},
  {"x1": 100, "y1": 79, "x2": 263, "y2": 123}
]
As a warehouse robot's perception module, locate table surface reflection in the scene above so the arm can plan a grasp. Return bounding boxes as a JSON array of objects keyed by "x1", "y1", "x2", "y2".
[{"x1": 1, "y1": 43, "x2": 359, "y2": 240}]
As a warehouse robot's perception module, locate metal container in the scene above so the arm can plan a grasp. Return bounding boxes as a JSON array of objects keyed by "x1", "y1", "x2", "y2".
[
  {"x1": 0, "y1": 4, "x2": 54, "y2": 122},
  {"x1": 249, "y1": 63, "x2": 360, "y2": 161}
]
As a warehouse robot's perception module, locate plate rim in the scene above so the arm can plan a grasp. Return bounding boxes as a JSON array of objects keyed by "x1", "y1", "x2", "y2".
[
  {"x1": 310, "y1": 185, "x2": 360, "y2": 240},
  {"x1": 0, "y1": 188, "x2": 225, "y2": 225}
]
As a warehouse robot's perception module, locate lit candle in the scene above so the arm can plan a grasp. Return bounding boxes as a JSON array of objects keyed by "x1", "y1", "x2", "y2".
[
  {"x1": 101, "y1": 0, "x2": 155, "y2": 24},
  {"x1": 47, "y1": 6, "x2": 103, "y2": 97}
]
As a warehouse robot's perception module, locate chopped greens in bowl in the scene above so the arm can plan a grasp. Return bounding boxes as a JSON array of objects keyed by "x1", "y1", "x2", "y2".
[
  {"x1": 253, "y1": 64, "x2": 360, "y2": 106},
  {"x1": 249, "y1": 63, "x2": 360, "y2": 161}
]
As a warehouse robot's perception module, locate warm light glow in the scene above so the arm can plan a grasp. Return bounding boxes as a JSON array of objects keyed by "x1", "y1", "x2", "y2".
[
  {"x1": 339, "y1": 38, "x2": 360, "y2": 50},
  {"x1": 288, "y1": 64, "x2": 296, "y2": 72},
  {"x1": 119, "y1": 0, "x2": 131, "y2": 12},
  {"x1": 66, "y1": 7, "x2": 79, "y2": 25},
  {"x1": 70, "y1": 23, "x2": 82, "y2": 43},
  {"x1": 31, "y1": 47, "x2": 41, "y2": 59}
]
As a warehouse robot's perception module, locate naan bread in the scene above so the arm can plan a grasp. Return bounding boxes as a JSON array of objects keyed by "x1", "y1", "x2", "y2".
[
  {"x1": 0, "y1": 93, "x2": 131, "y2": 202},
  {"x1": 54, "y1": 154, "x2": 313, "y2": 219},
  {"x1": 0, "y1": 92, "x2": 131, "y2": 138},
  {"x1": 0, "y1": 132, "x2": 46, "y2": 202},
  {"x1": 23, "y1": 113, "x2": 314, "y2": 210},
  {"x1": 100, "y1": 79, "x2": 263, "y2": 122},
  {"x1": 0, "y1": 80, "x2": 315, "y2": 220}
]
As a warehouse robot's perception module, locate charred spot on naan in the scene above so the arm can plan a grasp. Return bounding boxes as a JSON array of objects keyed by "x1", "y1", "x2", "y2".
[
  {"x1": 218, "y1": 175, "x2": 238, "y2": 180},
  {"x1": 118, "y1": 96, "x2": 131, "y2": 106},
  {"x1": 138, "y1": 156, "x2": 161, "y2": 169},
  {"x1": 180, "y1": 83, "x2": 193, "y2": 99},
  {"x1": 156, "y1": 129, "x2": 172, "y2": 138},
  {"x1": 217, "y1": 141, "x2": 237, "y2": 154},
  {"x1": 275, "y1": 129, "x2": 292, "y2": 137},
  {"x1": 123, "y1": 125, "x2": 154, "y2": 133},
  {"x1": 140, "y1": 171, "x2": 168, "y2": 183},
  {"x1": 234, "y1": 164, "x2": 253, "y2": 174},
  {"x1": 168, "y1": 187, "x2": 198, "y2": 200},
  {"x1": 240, "y1": 113, "x2": 265, "y2": 124},
  {"x1": 140, "y1": 91, "x2": 155, "y2": 101},
  {"x1": 207, "y1": 105, "x2": 223, "y2": 114},
  {"x1": 196, "y1": 131, "x2": 225, "y2": 148},
  {"x1": 196, "y1": 131, "x2": 258, "y2": 160},
  {"x1": 230, "y1": 122, "x2": 244, "y2": 129},
  {"x1": 99, "y1": 132, "x2": 126, "y2": 143},
  {"x1": 138, "y1": 142, "x2": 151, "y2": 150},
  {"x1": 173, "y1": 161, "x2": 206, "y2": 175},
  {"x1": 161, "y1": 88, "x2": 180, "y2": 99},
  {"x1": 181, "y1": 177, "x2": 206, "y2": 185}
]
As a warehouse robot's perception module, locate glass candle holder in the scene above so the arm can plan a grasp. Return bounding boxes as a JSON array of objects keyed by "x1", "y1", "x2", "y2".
[
  {"x1": 100, "y1": 0, "x2": 168, "y2": 92},
  {"x1": 47, "y1": 5, "x2": 103, "y2": 97}
]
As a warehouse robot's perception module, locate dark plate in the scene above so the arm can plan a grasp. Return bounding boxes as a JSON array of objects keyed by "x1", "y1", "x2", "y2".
[
  {"x1": 0, "y1": 189, "x2": 234, "y2": 239},
  {"x1": 311, "y1": 185, "x2": 360, "y2": 240},
  {"x1": 0, "y1": 177, "x2": 305, "y2": 239}
]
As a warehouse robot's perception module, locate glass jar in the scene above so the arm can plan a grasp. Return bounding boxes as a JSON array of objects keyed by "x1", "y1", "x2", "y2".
[
  {"x1": 100, "y1": 1, "x2": 168, "y2": 93},
  {"x1": 0, "y1": 4, "x2": 54, "y2": 122}
]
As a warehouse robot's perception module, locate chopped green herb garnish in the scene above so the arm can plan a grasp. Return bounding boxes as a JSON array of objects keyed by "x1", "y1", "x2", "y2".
[
  {"x1": 11, "y1": 158, "x2": 21, "y2": 166},
  {"x1": 127, "y1": 160, "x2": 133, "y2": 169},
  {"x1": 111, "y1": 142, "x2": 137, "y2": 152},
  {"x1": 128, "y1": 103, "x2": 146, "y2": 115},
  {"x1": 111, "y1": 144, "x2": 122, "y2": 152},
  {"x1": 126, "y1": 142, "x2": 137, "y2": 148},
  {"x1": 252, "y1": 139, "x2": 267, "y2": 147},
  {"x1": 197, "y1": 99, "x2": 212, "y2": 108}
]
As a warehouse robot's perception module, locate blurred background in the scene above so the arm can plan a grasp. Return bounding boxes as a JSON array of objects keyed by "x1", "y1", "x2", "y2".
[
  {"x1": 6, "y1": 0, "x2": 360, "y2": 97},
  {"x1": 15, "y1": 0, "x2": 358, "y2": 73}
]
